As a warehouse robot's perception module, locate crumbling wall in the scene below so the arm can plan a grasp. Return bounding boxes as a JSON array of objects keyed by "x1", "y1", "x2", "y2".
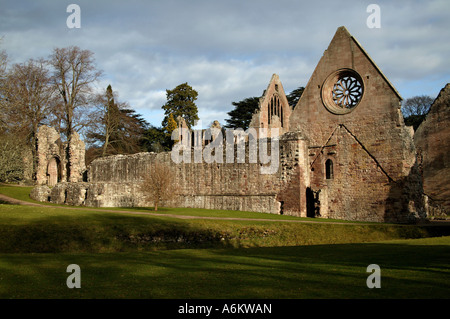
[
  {"x1": 288, "y1": 26, "x2": 426, "y2": 223},
  {"x1": 414, "y1": 84, "x2": 450, "y2": 214},
  {"x1": 33, "y1": 133, "x2": 310, "y2": 217},
  {"x1": 36, "y1": 126, "x2": 65, "y2": 186},
  {"x1": 35, "y1": 126, "x2": 85, "y2": 186}
]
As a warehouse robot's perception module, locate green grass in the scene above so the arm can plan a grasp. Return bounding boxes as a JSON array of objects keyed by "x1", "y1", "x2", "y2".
[
  {"x1": 0, "y1": 184, "x2": 449, "y2": 299},
  {"x1": 0, "y1": 185, "x2": 36, "y2": 202},
  {"x1": 1, "y1": 203, "x2": 448, "y2": 253},
  {"x1": 0, "y1": 237, "x2": 449, "y2": 299}
]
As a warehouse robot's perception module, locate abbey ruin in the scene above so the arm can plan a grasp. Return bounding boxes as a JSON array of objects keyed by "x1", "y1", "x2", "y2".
[{"x1": 30, "y1": 26, "x2": 449, "y2": 223}]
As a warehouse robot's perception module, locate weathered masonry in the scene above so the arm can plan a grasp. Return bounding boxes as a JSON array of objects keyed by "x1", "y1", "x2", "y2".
[
  {"x1": 32, "y1": 26, "x2": 433, "y2": 223},
  {"x1": 414, "y1": 84, "x2": 450, "y2": 216}
]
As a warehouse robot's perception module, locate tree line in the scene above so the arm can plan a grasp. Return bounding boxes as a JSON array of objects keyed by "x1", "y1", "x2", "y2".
[{"x1": 0, "y1": 43, "x2": 201, "y2": 183}]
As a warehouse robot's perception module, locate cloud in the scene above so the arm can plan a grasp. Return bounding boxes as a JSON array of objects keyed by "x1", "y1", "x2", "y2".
[{"x1": 1, "y1": 0, "x2": 449, "y2": 127}]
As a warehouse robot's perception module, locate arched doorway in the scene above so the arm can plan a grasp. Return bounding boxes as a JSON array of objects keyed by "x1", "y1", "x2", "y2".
[
  {"x1": 306, "y1": 187, "x2": 315, "y2": 218},
  {"x1": 47, "y1": 157, "x2": 61, "y2": 187}
]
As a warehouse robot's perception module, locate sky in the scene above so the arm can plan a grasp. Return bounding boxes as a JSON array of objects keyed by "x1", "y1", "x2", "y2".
[{"x1": 1, "y1": 0, "x2": 449, "y2": 129}]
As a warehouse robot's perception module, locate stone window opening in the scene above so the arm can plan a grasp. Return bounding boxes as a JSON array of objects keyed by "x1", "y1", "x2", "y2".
[
  {"x1": 321, "y1": 68, "x2": 364, "y2": 114},
  {"x1": 325, "y1": 159, "x2": 334, "y2": 180},
  {"x1": 280, "y1": 106, "x2": 284, "y2": 127},
  {"x1": 268, "y1": 95, "x2": 282, "y2": 126}
]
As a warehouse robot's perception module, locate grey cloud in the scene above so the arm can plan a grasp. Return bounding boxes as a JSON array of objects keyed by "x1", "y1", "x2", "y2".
[{"x1": 1, "y1": 0, "x2": 449, "y2": 127}]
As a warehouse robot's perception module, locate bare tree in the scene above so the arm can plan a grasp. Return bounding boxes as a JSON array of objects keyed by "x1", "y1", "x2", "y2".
[
  {"x1": 140, "y1": 162, "x2": 179, "y2": 211},
  {"x1": 0, "y1": 44, "x2": 8, "y2": 132},
  {"x1": 49, "y1": 46, "x2": 102, "y2": 179},
  {"x1": 402, "y1": 95, "x2": 434, "y2": 130},
  {"x1": 401, "y1": 95, "x2": 434, "y2": 117},
  {"x1": 3, "y1": 58, "x2": 55, "y2": 178},
  {"x1": 49, "y1": 46, "x2": 102, "y2": 138}
]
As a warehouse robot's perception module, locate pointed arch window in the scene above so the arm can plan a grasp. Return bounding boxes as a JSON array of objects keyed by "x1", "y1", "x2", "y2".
[
  {"x1": 325, "y1": 159, "x2": 334, "y2": 180},
  {"x1": 268, "y1": 94, "x2": 282, "y2": 126}
]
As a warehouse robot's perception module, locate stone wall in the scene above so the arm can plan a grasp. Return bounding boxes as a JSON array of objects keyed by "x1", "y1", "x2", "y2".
[
  {"x1": 35, "y1": 125, "x2": 86, "y2": 186},
  {"x1": 414, "y1": 84, "x2": 450, "y2": 214},
  {"x1": 288, "y1": 26, "x2": 425, "y2": 223},
  {"x1": 36, "y1": 134, "x2": 308, "y2": 216}
]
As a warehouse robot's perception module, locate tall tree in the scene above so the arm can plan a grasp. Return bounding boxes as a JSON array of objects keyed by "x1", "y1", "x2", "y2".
[
  {"x1": 87, "y1": 84, "x2": 121, "y2": 157},
  {"x1": 162, "y1": 82, "x2": 199, "y2": 129},
  {"x1": 49, "y1": 46, "x2": 102, "y2": 140},
  {"x1": 0, "y1": 44, "x2": 8, "y2": 132},
  {"x1": 224, "y1": 97, "x2": 260, "y2": 130},
  {"x1": 86, "y1": 85, "x2": 148, "y2": 158},
  {"x1": 402, "y1": 95, "x2": 434, "y2": 131},
  {"x1": 49, "y1": 46, "x2": 101, "y2": 180},
  {"x1": 114, "y1": 106, "x2": 148, "y2": 154},
  {"x1": 3, "y1": 59, "x2": 55, "y2": 178}
]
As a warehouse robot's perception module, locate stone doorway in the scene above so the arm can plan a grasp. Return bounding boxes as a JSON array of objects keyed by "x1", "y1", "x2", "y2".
[
  {"x1": 47, "y1": 157, "x2": 61, "y2": 187},
  {"x1": 306, "y1": 187, "x2": 321, "y2": 218}
]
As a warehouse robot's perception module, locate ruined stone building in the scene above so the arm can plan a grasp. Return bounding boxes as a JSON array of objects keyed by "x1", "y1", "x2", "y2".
[
  {"x1": 414, "y1": 84, "x2": 450, "y2": 215},
  {"x1": 34, "y1": 125, "x2": 86, "y2": 187},
  {"x1": 31, "y1": 26, "x2": 443, "y2": 223}
]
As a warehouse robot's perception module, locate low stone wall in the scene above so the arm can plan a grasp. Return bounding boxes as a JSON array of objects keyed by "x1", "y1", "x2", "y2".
[{"x1": 30, "y1": 133, "x2": 310, "y2": 216}]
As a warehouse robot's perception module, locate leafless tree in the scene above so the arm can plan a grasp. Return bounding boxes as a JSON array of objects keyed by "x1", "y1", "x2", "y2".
[
  {"x1": 48, "y1": 46, "x2": 102, "y2": 179},
  {"x1": 140, "y1": 162, "x2": 179, "y2": 211},
  {"x1": 0, "y1": 45, "x2": 8, "y2": 132},
  {"x1": 401, "y1": 95, "x2": 434, "y2": 117},
  {"x1": 3, "y1": 58, "x2": 55, "y2": 178},
  {"x1": 49, "y1": 46, "x2": 102, "y2": 139}
]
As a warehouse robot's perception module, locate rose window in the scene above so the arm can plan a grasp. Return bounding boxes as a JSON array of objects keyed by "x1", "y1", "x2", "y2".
[{"x1": 322, "y1": 69, "x2": 364, "y2": 114}]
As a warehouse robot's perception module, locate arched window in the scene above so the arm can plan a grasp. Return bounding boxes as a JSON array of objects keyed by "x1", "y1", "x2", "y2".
[{"x1": 325, "y1": 159, "x2": 334, "y2": 180}]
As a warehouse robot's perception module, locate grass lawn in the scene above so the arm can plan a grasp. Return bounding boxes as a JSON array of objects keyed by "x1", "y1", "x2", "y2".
[
  {"x1": 1, "y1": 237, "x2": 449, "y2": 299},
  {"x1": 0, "y1": 184, "x2": 449, "y2": 299}
]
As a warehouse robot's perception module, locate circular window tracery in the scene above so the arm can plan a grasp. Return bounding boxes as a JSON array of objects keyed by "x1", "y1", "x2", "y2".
[{"x1": 321, "y1": 69, "x2": 364, "y2": 114}]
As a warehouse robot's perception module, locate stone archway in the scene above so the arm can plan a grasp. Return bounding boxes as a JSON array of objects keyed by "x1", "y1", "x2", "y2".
[{"x1": 47, "y1": 157, "x2": 61, "y2": 187}]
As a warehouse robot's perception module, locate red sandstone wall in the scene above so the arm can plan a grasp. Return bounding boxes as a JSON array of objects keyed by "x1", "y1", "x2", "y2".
[
  {"x1": 414, "y1": 84, "x2": 450, "y2": 213},
  {"x1": 289, "y1": 27, "x2": 424, "y2": 222}
]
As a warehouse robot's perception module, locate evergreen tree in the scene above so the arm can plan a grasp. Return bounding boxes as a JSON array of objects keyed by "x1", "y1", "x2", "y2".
[
  {"x1": 286, "y1": 86, "x2": 305, "y2": 108},
  {"x1": 224, "y1": 97, "x2": 260, "y2": 130},
  {"x1": 86, "y1": 85, "x2": 148, "y2": 158},
  {"x1": 224, "y1": 87, "x2": 305, "y2": 130},
  {"x1": 161, "y1": 82, "x2": 199, "y2": 129},
  {"x1": 165, "y1": 113, "x2": 178, "y2": 137},
  {"x1": 142, "y1": 125, "x2": 169, "y2": 153}
]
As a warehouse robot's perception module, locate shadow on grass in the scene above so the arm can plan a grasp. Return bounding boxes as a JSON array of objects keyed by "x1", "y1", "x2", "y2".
[
  {"x1": 1, "y1": 205, "x2": 450, "y2": 254},
  {"x1": 0, "y1": 240, "x2": 449, "y2": 299}
]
